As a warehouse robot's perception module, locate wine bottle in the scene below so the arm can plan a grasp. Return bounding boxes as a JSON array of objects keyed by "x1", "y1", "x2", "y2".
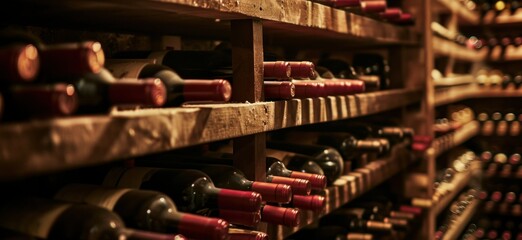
[
  {"x1": 333, "y1": 208, "x2": 409, "y2": 230},
  {"x1": 72, "y1": 69, "x2": 167, "y2": 112},
  {"x1": 266, "y1": 141, "x2": 344, "y2": 183},
  {"x1": 54, "y1": 184, "x2": 229, "y2": 240},
  {"x1": 1, "y1": 83, "x2": 78, "y2": 119},
  {"x1": 352, "y1": 53, "x2": 391, "y2": 89},
  {"x1": 316, "y1": 58, "x2": 381, "y2": 91},
  {"x1": 0, "y1": 197, "x2": 183, "y2": 240},
  {"x1": 39, "y1": 41, "x2": 105, "y2": 78},
  {"x1": 136, "y1": 159, "x2": 293, "y2": 203},
  {"x1": 105, "y1": 60, "x2": 231, "y2": 105},
  {"x1": 289, "y1": 225, "x2": 374, "y2": 240},
  {"x1": 319, "y1": 211, "x2": 393, "y2": 233},
  {"x1": 228, "y1": 228, "x2": 268, "y2": 240},
  {"x1": 264, "y1": 149, "x2": 327, "y2": 189},
  {"x1": 102, "y1": 167, "x2": 262, "y2": 213},
  {"x1": 0, "y1": 44, "x2": 39, "y2": 83}
]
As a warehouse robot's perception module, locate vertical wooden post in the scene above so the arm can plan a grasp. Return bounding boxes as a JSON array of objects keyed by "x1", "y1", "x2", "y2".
[{"x1": 230, "y1": 19, "x2": 266, "y2": 182}]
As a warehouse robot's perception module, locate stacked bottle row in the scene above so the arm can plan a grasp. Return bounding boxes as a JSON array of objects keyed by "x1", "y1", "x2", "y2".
[
  {"x1": 459, "y1": 217, "x2": 522, "y2": 240},
  {"x1": 309, "y1": 0, "x2": 415, "y2": 25},
  {"x1": 435, "y1": 189, "x2": 480, "y2": 240},
  {"x1": 473, "y1": 0, "x2": 522, "y2": 17},
  {"x1": 480, "y1": 151, "x2": 522, "y2": 178},
  {"x1": 0, "y1": 31, "x2": 406, "y2": 122},
  {"x1": 288, "y1": 189, "x2": 424, "y2": 240},
  {"x1": 433, "y1": 151, "x2": 478, "y2": 200},
  {"x1": 477, "y1": 112, "x2": 522, "y2": 136},
  {"x1": 434, "y1": 106, "x2": 475, "y2": 136},
  {"x1": 0, "y1": 122, "x2": 419, "y2": 239},
  {"x1": 458, "y1": 183, "x2": 522, "y2": 240},
  {"x1": 476, "y1": 69, "x2": 522, "y2": 89}
]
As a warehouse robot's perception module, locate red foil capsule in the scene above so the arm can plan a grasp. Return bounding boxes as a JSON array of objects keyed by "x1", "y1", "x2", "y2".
[
  {"x1": 183, "y1": 79, "x2": 232, "y2": 102},
  {"x1": 41, "y1": 41, "x2": 105, "y2": 77},
  {"x1": 251, "y1": 181, "x2": 292, "y2": 203},
  {"x1": 217, "y1": 209, "x2": 261, "y2": 227},
  {"x1": 331, "y1": 0, "x2": 361, "y2": 7},
  {"x1": 261, "y1": 205, "x2": 301, "y2": 227},
  {"x1": 289, "y1": 171, "x2": 327, "y2": 190},
  {"x1": 399, "y1": 205, "x2": 422, "y2": 216},
  {"x1": 292, "y1": 195, "x2": 326, "y2": 212},
  {"x1": 109, "y1": 78, "x2": 167, "y2": 107},
  {"x1": 9, "y1": 83, "x2": 78, "y2": 117},
  {"x1": 360, "y1": 0, "x2": 387, "y2": 13},
  {"x1": 178, "y1": 214, "x2": 229, "y2": 240},
  {"x1": 266, "y1": 176, "x2": 311, "y2": 195},
  {"x1": 287, "y1": 61, "x2": 316, "y2": 79},
  {"x1": 380, "y1": 8, "x2": 403, "y2": 20},
  {"x1": 0, "y1": 44, "x2": 39, "y2": 83},
  {"x1": 389, "y1": 13, "x2": 415, "y2": 25},
  {"x1": 293, "y1": 81, "x2": 326, "y2": 98},
  {"x1": 264, "y1": 81, "x2": 295, "y2": 100},
  {"x1": 263, "y1": 61, "x2": 291, "y2": 79},
  {"x1": 217, "y1": 189, "x2": 262, "y2": 212}
]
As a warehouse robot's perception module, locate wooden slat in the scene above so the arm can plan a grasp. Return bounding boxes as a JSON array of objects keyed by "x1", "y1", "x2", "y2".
[
  {"x1": 0, "y1": 0, "x2": 419, "y2": 46},
  {"x1": 0, "y1": 89, "x2": 422, "y2": 181},
  {"x1": 230, "y1": 19, "x2": 266, "y2": 182},
  {"x1": 441, "y1": 199, "x2": 479, "y2": 240},
  {"x1": 435, "y1": 84, "x2": 522, "y2": 106},
  {"x1": 432, "y1": 121, "x2": 479, "y2": 158},
  {"x1": 267, "y1": 143, "x2": 415, "y2": 240},
  {"x1": 432, "y1": 0, "x2": 480, "y2": 25},
  {"x1": 434, "y1": 75, "x2": 474, "y2": 87},
  {"x1": 433, "y1": 37, "x2": 488, "y2": 62}
]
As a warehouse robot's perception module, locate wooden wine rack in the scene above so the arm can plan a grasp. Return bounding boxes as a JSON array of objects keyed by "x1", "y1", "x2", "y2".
[{"x1": 2, "y1": 0, "x2": 520, "y2": 239}]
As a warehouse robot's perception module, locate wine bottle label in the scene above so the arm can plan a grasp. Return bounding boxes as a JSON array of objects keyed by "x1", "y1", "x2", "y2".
[
  {"x1": 105, "y1": 60, "x2": 149, "y2": 79},
  {"x1": 102, "y1": 167, "x2": 158, "y2": 188},
  {"x1": 55, "y1": 184, "x2": 132, "y2": 210},
  {"x1": 0, "y1": 199, "x2": 71, "y2": 238}
]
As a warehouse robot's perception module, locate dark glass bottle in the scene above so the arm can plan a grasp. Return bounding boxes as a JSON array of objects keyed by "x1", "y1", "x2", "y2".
[
  {"x1": 54, "y1": 184, "x2": 229, "y2": 240},
  {"x1": 102, "y1": 167, "x2": 262, "y2": 213},
  {"x1": 319, "y1": 211, "x2": 393, "y2": 233},
  {"x1": 72, "y1": 69, "x2": 167, "y2": 113},
  {"x1": 136, "y1": 160, "x2": 292, "y2": 203},
  {"x1": 112, "y1": 51, "x2": 297, "y2": 99},
  {"x1": 105, "y1": 61, "x2": 231, "y2": 105},
  {"x1": 0, "y1": 197, "x2": 180, "y2": 240},
  {"x1": 266, "y1": 141, "x2": 344, "y2": 184},
  {"x1": 1, "y1": 83, "x2": 78, "y2": 119}
]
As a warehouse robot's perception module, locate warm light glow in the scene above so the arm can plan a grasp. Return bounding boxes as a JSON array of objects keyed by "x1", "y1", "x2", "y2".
[{"x1": 495, "y1": 0, "x2": 506, "y2": 11}]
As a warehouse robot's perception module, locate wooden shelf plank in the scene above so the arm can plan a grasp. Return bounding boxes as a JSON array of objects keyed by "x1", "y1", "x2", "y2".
[
  {"x1": 441, "y1": 199, "x2": 479, "y2": 240},
  {"x1": 432, "y1": 0, "x2": 480, "y2": 24},
  {"x1": 434, "y1": 75, "x2": 474, "y2": 88},
  {"x1": 433, "y1": 121, "x2": 479, "y2": 158},
  {"x1": 435, "y1": 84, "x2": 522, "y2": 106},
  {"x1": 0, "y1": 0, "x2": 419, "y2": 46},
  {"x1": 0, "y1": 89, "x2": 422, "y2": 181},
  {"x1": 433, "y1": 37, "x2": 487, "y2": 62},
  {"x1": 267, "y1": 143, "x2": 415, "y2": 239},
  {"x1": 482, "y1": 10, "x2": 522, "y2": 26},
  {"x1": 432, "y1": 170, "x2": 472, "y2": 215},
  {"x1": 411, "y1": 170, "x2": 472, "y2": 214}
]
